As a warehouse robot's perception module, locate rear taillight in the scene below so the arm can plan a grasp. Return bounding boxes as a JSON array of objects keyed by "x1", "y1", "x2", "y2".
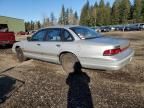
[
  {"x1": 103, "y1": 48, "x2": 121, "y2": 56},
  {"x1": 103, "y1": 43, "x2": 130, "y2": 56},
  {"x1": 103, "y1": 45, "x2": 129, "y2": 56}
]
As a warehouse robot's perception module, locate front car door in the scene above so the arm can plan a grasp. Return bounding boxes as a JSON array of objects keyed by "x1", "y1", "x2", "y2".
[{"x1": 23, "y1": 29, "x2": 47, "y2": 59}]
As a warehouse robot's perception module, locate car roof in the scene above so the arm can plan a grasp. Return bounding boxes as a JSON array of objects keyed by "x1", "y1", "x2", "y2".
[{"x1": 40, "y1": 25, "x2": 80, "y2": 30}]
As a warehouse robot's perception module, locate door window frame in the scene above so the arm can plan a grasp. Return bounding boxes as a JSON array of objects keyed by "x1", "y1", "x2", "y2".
[
  {"x1": 43, "y1": 28, "x2": 63, "y2": 42},
  {"x1": 30, "y1": 29, "x2": 48, "y2": 42},
  {"x1": 61, "y1": 29, "x2": 74, "y2": 42}
]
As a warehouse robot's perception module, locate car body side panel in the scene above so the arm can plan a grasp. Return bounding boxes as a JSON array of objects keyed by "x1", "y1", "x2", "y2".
[
  {"x1": 22, "y1": 41, "x2": 43, "y2": 58},
  {"x1": 12, "y1": 26, "x2": 134, "y2": 71},
  {"x1": 21, "y1": 41, "x2": 62, "y2": 63},
  {"x1": 35, "y1": 42, "x2": 62, "y2": 63}
]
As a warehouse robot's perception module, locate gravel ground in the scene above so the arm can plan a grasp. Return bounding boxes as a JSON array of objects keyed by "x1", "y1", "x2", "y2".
[{"x1": 0, "y1": 31, "x2": 144, "y2": 108}]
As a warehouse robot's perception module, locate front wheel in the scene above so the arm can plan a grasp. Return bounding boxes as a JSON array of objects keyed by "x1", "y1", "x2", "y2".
[
  {"x1": 16, "y1": 48, "x2": 26, "y2": 62},
  {"x1": 60, "y1": 53, "x2": 80, "y2": 73}
]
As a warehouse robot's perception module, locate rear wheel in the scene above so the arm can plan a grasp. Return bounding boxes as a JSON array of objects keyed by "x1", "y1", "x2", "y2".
[
  {"x1": 16, "y1": 48, "x2": 26, "y2": 62},
  {"x1": 60, "y1": 53, "x2": 79, "y2": 73}
]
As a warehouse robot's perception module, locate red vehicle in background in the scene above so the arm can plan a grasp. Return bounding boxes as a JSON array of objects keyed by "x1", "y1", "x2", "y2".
[
  {"x1": 0, "y1": 32, "x2": 15, "y2": 46},
  {"x1": 17, "y1": 31, "x2": 29, "y2": 35},
  {"x1": 0, "y1": 24, "x2": 15, "y2": 46}
]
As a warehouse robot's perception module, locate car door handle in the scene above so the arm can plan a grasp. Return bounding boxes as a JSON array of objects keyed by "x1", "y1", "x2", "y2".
[
  {"x1": 56, "y1": 44, "x2": 61, "y2": 47},
  {"x1": 37, "y1": 44, "x2": 41, "y2": 46}
]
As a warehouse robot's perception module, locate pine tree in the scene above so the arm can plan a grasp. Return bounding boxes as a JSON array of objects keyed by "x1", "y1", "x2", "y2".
[
  {"x1": 94, "y1": 1, "x2": 98, "y2": 8},
  {"x1": 93, "y1": 1, "x2": 98, "y2": 26},
  {"x1": 43, "y1": 16, "x2": 50, "y2": 27},
  {"x1": 74, "y1": 11, "x2": 79, "y2": 24},
  {"x1": 104, "y1": 2, "x2": 111, "y2": 25},
  {"x1": 133, "y1": 0, "x2": 142, "y2": 22},
  {"x1": 34, "y1": 21, "x2": 41, "y2": 30},
  {"x1": 25, "y1": 21, "x2": 31, "y2": 31},
  {"x1": 97, "y1": 0, "x2": 105, "y2": 25},
  {"x1": 50, "y1": 12, "x2": 55, "y2": 25},
  {"x1": 80, "y1": 0, "x2": 90, "y2": 25},
  {"x1": 58, "y1": 5, "x2": 66, "y2": 25},
  {"x1": 68, "y1": 8, "x2": 74, "y2": 24},
  {"x1": 119, "y1": 0, "x2": 131, "y2": 24},
  {"x1": 37, "y1": 21, "x2": 41, "y2": 29},
  {"x1": 141, "y1": 0, "x2": 144, "y2": 22},
  {"x1": 74, "y1": 11, "x2": 78, "y2": 20},
  {"x1": 30, "y1": 21, "x2": 35, "y2": 30},
  {"x1": 65, "y1": 8, "x2": 69, "y2": 25},
  {"x1": 111, "y1": 0, "x2": 121, "y2": 24},
  {"x1": 89, "y1": 5, "x2": 96, "y2": 26}
]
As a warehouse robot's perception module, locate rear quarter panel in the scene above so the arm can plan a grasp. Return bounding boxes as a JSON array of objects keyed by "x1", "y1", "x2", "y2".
[
  {"x1": 78, "y1": 41, "x2": 114, "y2": 59},
  {"x1": 59, "y1": 41, "x2": 81, "y2": 57}
]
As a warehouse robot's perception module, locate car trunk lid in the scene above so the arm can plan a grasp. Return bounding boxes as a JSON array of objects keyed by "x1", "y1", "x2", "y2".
[
  {"x1": 81, "y1": 36, "x2": 130, "y2": 56},
  {"x1": 85, "y1": 36, "x2": 129, "y2": 49}
]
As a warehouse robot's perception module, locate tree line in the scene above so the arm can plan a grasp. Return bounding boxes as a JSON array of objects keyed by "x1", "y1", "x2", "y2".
[
  {"x1": 80, "y1": 0, "x2": 144, "y2": 26},
  {"x1": 25, "y1": 0, "x2": 144, "y2": 31},
  {"x1": 25, "y1": 5, "x2": 79, "y2": 31}
]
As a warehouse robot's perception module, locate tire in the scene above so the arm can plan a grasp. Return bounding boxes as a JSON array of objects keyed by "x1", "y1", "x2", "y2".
[
  {"x1": 60, "y1": 53, "x2": 80, "y2": 73},
  {"x1": 16, "y1": 48, "x2": 26, "y2": 62}
]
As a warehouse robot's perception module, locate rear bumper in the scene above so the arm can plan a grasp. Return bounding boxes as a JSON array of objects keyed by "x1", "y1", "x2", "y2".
[{"x1": 80, "y1": 48, "x2": 134, "y2": 70}]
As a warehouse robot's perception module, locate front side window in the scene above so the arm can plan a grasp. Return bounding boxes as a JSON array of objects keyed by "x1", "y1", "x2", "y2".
[
  {"x1": 70, "y1": 26, "x2": 102, "y2": 39},
  {"x1": 45, "y1": 29, "x2": 61, "y2": 41},
  {"x1": 31, "y1": 30, "x2": 47, "y2": 41}
]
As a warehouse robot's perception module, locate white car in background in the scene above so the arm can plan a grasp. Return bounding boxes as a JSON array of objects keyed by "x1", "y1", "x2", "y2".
[{"x1": 12, "y1": 26, "x2": 134, "y2": 72}]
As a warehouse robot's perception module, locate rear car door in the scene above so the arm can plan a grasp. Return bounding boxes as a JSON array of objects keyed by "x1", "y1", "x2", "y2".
[
  {"x1": 37, "y1": 28, "x2": 63, "y2": 63},
  {"x1": 60, "y1": 29, "x2": 79, "y2": 55}
]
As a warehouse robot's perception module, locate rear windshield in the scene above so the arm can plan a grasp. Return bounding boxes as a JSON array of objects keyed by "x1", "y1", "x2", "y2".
[{"x1": 70, "y1": 26, "x2": 102, "y2": 39}]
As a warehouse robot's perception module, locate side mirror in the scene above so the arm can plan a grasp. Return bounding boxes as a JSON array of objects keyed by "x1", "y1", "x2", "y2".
[{"x1": 27, "y1": 37, "x2": 31, "y2": 41}]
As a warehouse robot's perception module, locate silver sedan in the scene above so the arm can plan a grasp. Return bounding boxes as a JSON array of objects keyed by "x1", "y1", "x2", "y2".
[{"x1": 12, "y1": 26, "x2": 134, "y2": 72}]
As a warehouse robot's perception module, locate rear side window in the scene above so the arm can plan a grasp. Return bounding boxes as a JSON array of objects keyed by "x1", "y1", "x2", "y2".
[
  {"x1": 70, "y1": 26, "x2": 102, "y2": 39},
  {"x1": 63, "y1": 30, "x2": 73, "y2": 41},
  {"x1": 44, "y1": 29, "x2": 61, "y2": 41},
  {"x1": 31, "y1": 30, "x2": 47, "y2": 41}
]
